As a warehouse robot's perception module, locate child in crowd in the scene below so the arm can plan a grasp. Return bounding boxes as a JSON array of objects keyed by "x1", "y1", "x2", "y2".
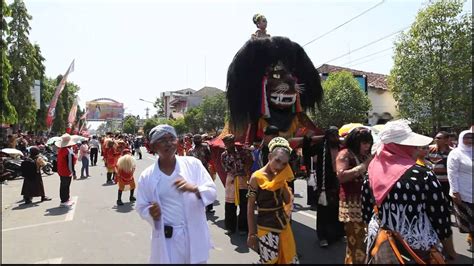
[{"x1": 115, "y1": 149, "x2": 136, "y2": 206}]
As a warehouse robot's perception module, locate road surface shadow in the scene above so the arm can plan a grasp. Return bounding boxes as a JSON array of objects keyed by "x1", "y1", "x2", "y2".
[
  {"x1": 74, "y1": 177, "x2": 92, "y2": 181},
  {"x1": 230, "y1": 232, "x2": 250, "y2": 254},
  {"x1": 206, "y1": 210, "x2": 219, "y2": 220},
  {"x1": 213, "y1": 199, "x2": 221, "y2": 207},
  {"x1": 293, "y1": 202, "x2": 315, "y2": 211},
  {"x1": 113, "y1": 202, "x2": 135, "y2": 213},
  {"x1": 290, "y1": 219, "x2": 346, "y2": 264},
  {"x1": 44, "y1": 206, "x2": 71, "y2": 216},
  {"x1": 210, "y1": 218, "x2": 226, "y2": 230},
  {"x1": 452, "y1": 253, "x2": 473, "y2": 264},
  {"x1": 294, "y1": 193, "x2": 304, "y2": 198},
  {"x1": 12, "y1": 202, "x2": 40, "y2": 210}
]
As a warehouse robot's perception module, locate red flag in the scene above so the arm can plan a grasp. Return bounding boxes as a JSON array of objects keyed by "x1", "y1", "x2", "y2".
[{"x1": 46, "y1": 59, "x2": 75, "y2": 129}]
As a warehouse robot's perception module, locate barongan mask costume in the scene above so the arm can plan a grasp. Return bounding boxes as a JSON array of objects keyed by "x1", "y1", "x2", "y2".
[{"x1": 226, "y1": 36, "x2": 324, "y2": 143}]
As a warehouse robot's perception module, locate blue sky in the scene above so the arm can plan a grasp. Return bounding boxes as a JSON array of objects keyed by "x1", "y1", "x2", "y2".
[{"x1": 21, "y1": 0, "x2": 471, "y2": 127}]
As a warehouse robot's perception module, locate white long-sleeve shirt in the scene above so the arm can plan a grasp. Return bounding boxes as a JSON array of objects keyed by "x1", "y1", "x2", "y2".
[
  {"x1": 447, "y1": 148, "x2": 472, "y2": 203},
  {"x1": 136, "y1": 156, "x2": 217, "y2": 264}
]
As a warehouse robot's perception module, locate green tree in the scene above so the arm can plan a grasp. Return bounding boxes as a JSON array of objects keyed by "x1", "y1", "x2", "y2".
[
  {"x1": 0, "y1": 0, "x2": 18, "y2": 125},
  {"x1": 169, "y1": 117, "x2": 188, "y2": 135},
  {"x1": 142, "y1": 117, "x2": 181, "y2": 137},
  {"x1": 312, "y1": 71, "x2": 371, "y2": 128},
  {"x1": 122, "y1": 115, "x2": 137, "y2": 134},
  {"x1": 153, "y1": 97, "x2": 166, "y2": 118},
  {"x1": 184, "y1": 107, "x2": 202, "y2": 133},
  {"x1": 7, "y1": 0, "x2": 40, "y2": 129},
  {"x1": 96, "y1": 122, "x2": 107, "y2": 136},
  {"x1": 75, "y1": 106, "x2": 85, "y2": 131},
  {"x1": 30, "y1": 44, "x2": 46, "y2": 131},
  {"x1": 143, "y1": 118, "x2": 159, "y2": 137},
  {"x1": 389, "y1": 0, "x2": 472, "y2": 134},
  {"x1": 199, "y1": 93, "x2": 227, "y2": 133}
]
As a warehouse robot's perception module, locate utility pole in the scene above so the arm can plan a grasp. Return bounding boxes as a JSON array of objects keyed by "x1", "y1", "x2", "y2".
[{"x1": 145, "y1": 107, "x2": 149, "y2": 119}]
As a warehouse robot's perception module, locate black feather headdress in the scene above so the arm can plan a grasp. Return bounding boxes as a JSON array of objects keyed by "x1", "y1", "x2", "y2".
[{"x1": 226, "y1": 36, "x2": 323, "y2": 132}]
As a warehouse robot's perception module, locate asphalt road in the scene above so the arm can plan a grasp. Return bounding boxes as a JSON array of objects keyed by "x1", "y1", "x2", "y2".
[{"x1": 1, "y1": 148, "x2": 472, "y2": 264}]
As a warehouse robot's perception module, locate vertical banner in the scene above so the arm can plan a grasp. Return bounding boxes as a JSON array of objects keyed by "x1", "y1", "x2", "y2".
[
  {"x1": 46, "y1": 59, "x2": 75, "y2": 130},
  {"x1": 66, "y1": 98, "x2": 78, "y2": 133},
  {"x1": 68, "y1": 98, "x2": 78, "y2": 126},
  {"x1": 79, "y1": 120, "x2": 86, "y2": 134},
  {"x1": 31, "y1": 80, "x2": 41, "y2": 110},
  {"x1": 80, "y1": 111, "x2": 88, "y2": 121}
]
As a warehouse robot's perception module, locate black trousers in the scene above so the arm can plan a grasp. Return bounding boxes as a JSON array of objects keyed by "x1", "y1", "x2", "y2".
[
  {"x1": 90, "y1": 148, "x2": 98, "y2": 166},
  {"x1": 316, "y1": 190, "x2": 345, "y2": 242},
  {"x1": 59, "y1": 176, "x2": 72, "y2": 203},
  {"x1": 307, "y1": 185, "x2": 317, "y2": 206},
  {"x1": 135, "y1": 148, "x2": 142, "y2": 159},
  {"x1": 225, "y1": 189, "x2": 248, "y2": 232}
]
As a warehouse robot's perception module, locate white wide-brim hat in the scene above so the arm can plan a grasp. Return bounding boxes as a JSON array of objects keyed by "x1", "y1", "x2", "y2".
[
  {"x1": 55, "y1": 133, "x2": 76, "y2": 148},
  {"x1": 378, "y1": 119, "x2": 433, "y2": 146}
]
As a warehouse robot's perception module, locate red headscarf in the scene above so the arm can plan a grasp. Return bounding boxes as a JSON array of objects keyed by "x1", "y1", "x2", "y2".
[{"x1": 368, "y1": 143, "x2": 417, "y2": 206}]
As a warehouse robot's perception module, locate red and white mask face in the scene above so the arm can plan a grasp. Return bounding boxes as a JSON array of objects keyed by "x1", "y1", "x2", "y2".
[{"x1": 266, "y1": 62, "x2": 300, "y2": 110}]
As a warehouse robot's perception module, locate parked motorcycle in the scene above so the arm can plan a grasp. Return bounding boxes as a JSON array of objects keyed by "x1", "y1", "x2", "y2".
[
  {"x1": 3, "y1": 157, "x2": 23, "y2": 180},
  {"x1": 43, "y1": 151, "x2": 57, "y2": 174},
  {"x1": 39, "y1": 154, "x2": 54, "y2": 176}
]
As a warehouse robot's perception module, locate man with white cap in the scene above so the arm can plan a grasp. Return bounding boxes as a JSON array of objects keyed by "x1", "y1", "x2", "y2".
[
  {"x1": 135, "y1": 124, "x2": 217, "y2": 264},
  {"x1": 55, "y1": 133, "x2": 78, "y2": 207}
]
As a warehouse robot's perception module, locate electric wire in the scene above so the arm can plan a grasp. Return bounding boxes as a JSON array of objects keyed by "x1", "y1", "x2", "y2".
[
  {"x1": 340, "y1": 46, "x2": 394, "y2": 66},
  {"x1": 302, "y1": 0, "x2": 386, "y2": 47},
  {"x1": 323, "y1": 26, "x2": 409, "y2": 64}
]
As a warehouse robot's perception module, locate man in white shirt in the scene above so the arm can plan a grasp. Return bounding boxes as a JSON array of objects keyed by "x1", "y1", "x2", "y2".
[
  {"x1": 136, "y1": 124, "x2": 217, "y2": 264},
  {"x1": 89, "y1": 135, "x2": 100, "y2": 166}
]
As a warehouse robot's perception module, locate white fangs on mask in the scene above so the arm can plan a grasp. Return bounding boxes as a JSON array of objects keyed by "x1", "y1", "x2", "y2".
[{"x1": 270, "y1": 93, "x2": 296, "y2": 106}]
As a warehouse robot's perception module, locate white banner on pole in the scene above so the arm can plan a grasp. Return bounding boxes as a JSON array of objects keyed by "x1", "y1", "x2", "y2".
[{"x1": 31, "y1": 80, "x2": 41, "y2": 110}]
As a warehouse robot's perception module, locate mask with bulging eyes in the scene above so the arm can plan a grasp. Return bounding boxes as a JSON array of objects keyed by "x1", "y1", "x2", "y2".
[{"x1": 265, "y1": 61, "x2": 302, "y2": 110}]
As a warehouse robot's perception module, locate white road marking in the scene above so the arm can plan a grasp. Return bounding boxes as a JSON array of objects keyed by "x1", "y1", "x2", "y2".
[
  {"x1": 65, "y1": 196, "x2": 78, "y2": 221},
  {"x1": 2, "y1": 196, "x2": 79, "y2": 232},
  {"x1": 34, "y1": 257, "x2": 63, "y2": 264},
  {"x1": 124, "y1": 231, "x2": 136, "y2": 237},
  {"x1": 146, "y1": 155, "x2": 156, "y2": 161},
  {"x1": 2, "y1": 220, "x2": 68, "y2": 232},
  {"x1": 295, "y1": 210, "x2": 317, "y2": 220}
]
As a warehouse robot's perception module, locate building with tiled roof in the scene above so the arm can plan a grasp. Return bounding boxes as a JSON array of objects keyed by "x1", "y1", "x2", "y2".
[
  {"x1": 317, "y1": 64, "x2": 397, "y2": 125},
  {"x1": 161, "y1": 86, "x2": 224, "y2": 119}
]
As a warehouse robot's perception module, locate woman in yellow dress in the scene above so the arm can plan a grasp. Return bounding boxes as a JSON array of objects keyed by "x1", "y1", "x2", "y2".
[{"x1": 246, "y1": 137, "x2": 298, "y2": 264}]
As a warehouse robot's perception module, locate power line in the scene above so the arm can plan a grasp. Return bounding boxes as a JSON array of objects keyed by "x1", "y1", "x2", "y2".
[
  {"x1": 340, "y1": 46, "x2": 394, "y2": 66},
  {"x1": 302, "y1": 0, "x2": 386, "y2": 47},
  {"x1": 347, "y1": 50, "x2": 393, "y2": 68},
  {"x1": 323, "y1": 26, "x2": 409, "y2": 64}
]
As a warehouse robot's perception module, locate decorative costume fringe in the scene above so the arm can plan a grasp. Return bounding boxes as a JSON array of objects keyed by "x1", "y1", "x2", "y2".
[{"x1": 261, "y1": 76, "x2": 271, "y2": 118}]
